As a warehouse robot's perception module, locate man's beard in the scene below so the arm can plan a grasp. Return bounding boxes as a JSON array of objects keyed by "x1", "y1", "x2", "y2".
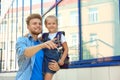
[{"x1": 31, "y1": 31, "x2": 41, "y2": 35}]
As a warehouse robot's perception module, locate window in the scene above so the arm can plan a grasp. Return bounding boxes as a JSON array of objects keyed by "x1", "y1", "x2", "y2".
[
  {"x1": 71, "y1": 33, "x2": 78, "y2": 47},
  {"x1": 57, "y1": 0, "x2": 79, "y2": 63},
  {"x1": 90, "y1": 33, "x2": 97, "y2": 46},
  {"x1": 70, "y1": 11, "x2": 78, "y2": 26},
  {"x1": 79, "y1": 0, "x2": 120, "y2": 67},
  {"x1": 58, "y1": 14, "x2": 62, "y2": 28},
  {"x1": 43, "y1": 0, "x2": 56, "y2": 17},
  {"x1": 88, "y1": 8, "x2": 98, "y2": 23},
  {"x1": 0, "y1": 0, "x2": 1, "y2": 16},
  {"x1": 0, "y1": 2, "x2": 1, "y2": 16},
  {"x1": 69, "y1": 33, "x2": 79, "y2": 61},
  {"x1": 0, "y1": 48, "x2": 2, "y2": 62}
]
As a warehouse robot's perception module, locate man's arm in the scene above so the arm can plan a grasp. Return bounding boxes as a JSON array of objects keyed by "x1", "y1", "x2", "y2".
[
  {"x1": 24, "y1": 40, "x2": 57, "y2": 57},
  {"x1": 16, "y1": 37, "x2": 57, "y2": 58}
]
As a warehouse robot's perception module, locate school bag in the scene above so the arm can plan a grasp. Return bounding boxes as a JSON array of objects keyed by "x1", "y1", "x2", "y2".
[{"x1": 42, "y1": 31, "x2": 69, "y2": 69}]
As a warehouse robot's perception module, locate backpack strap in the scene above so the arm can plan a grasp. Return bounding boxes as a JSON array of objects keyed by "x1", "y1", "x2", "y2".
[
  {"x1": 42, "y1": 33, "x2": 49, "y2": 42},
  {"x1": 42, "y1": 31, "x2": 65, "y2": 44},
  {"x1": 55, "y1": 31, "x2": 65, "y2": 39},
  {"x1": 55, "y1": 31, "x2": 65, "y2": 47}
]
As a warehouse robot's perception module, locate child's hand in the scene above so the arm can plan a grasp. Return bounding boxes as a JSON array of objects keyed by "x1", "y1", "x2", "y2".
[{"x1": 58, "y1": 59, "x2": 64, "y2": 66}]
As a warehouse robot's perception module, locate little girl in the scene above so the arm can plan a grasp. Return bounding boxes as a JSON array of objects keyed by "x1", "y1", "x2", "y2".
[{"x1": 42, "y1": 15, "x2": 68, "y2": 80}]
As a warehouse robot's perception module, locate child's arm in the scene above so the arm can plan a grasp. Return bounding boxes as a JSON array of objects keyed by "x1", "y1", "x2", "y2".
[{"x1": 58, "y1": 42, "x2": 68, "y2": 66}]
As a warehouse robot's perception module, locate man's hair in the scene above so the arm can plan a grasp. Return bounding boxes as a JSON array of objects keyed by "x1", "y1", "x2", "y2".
[
  {"x1": 44, "y1": 15, "x2": 58, "y2": 25},
  {"x1": 26, "y1": 13, "x2": 42, "y2": 25}
]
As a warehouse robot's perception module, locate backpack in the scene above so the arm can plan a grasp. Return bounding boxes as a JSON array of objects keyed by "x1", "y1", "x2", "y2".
[{"x1": 42, "y1": 31, "x2": 69, "y2": 69}]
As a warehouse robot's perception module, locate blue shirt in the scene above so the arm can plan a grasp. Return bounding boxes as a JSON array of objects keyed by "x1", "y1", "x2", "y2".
[{"x1": 15, "y1": 34, "x2": 44, "y2": 80}]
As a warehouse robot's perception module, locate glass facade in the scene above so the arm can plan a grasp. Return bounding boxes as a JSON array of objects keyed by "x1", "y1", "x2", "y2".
[{"x1": 0, "y1": 0, "x2": 120, "y2": 72}]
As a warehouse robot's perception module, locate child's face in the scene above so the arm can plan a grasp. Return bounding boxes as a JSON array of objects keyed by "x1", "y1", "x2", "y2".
[{"x1": 45, "y1": 17, "x2": 58, "y2": 33}]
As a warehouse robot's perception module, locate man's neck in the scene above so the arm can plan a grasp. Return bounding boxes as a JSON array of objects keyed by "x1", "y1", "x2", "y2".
[{"x1": 31, "y1": 34, "x2": 38, "y2": 41}]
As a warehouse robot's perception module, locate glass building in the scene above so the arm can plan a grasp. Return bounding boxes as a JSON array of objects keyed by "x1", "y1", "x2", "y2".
[{"x1": 0, "y1": 0, "x2": 120, "y2": 74}]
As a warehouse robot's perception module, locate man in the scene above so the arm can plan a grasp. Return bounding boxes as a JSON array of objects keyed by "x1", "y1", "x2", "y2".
[{"x1": 15, "y1": 13, "x2": 60, "y2": 80}]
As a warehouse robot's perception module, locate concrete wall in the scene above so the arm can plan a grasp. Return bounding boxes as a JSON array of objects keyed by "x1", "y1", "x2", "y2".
[
  {"x1": 53, "y1": 66, "x2": 120, "y2": 80},
  {"x1": 0, "y1": 66, "x2": 120, "y2": 80},
  {"x1": 0, "y1": 72, "x2": 16, "y2": 80}
]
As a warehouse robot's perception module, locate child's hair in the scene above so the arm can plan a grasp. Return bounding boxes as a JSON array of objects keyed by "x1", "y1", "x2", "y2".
[
  {"x1": 26, "y1": 13, "x2": 42, "y2": 25},
  {"x1": 44, "y1": 15, "x2": 58, "y2": 25}
]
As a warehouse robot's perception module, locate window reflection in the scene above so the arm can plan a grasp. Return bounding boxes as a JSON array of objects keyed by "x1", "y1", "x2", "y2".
[
  {"x1": 0, "y1": 0, "x2": 119, "y2": 72},
  {"x1": 57, "y1": 0, "x2": 79, "y2": 62},
  {"x1": 82, "y1": 0, "x2": 120, "y2": 59}
]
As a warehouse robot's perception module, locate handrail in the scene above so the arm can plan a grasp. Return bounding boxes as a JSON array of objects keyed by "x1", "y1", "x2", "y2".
[{"x1": 83, "y1": 39, "x2": 114, "y2": 48}]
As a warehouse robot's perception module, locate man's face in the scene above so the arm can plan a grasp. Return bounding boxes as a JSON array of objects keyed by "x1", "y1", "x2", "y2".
[{"x1": 27, "y1": 18, "x2": 42, "y2": 35}]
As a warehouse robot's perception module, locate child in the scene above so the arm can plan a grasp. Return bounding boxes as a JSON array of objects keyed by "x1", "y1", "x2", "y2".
[{"x1": 42, "y1": 15, "x2": 69, "y2": 80}]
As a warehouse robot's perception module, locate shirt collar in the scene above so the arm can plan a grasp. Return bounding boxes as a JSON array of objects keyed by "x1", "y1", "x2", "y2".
[
  {"x1": 27, "y1": 33, "x2": 32, "y2": 39},
  {"x1": 27, "y1": 33, "x2": 41, "y2": 43}
]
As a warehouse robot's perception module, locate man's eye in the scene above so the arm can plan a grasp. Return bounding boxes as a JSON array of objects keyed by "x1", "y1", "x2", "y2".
[{"x1": 39, "y1": 23, "x2": 42, "y2": 25}]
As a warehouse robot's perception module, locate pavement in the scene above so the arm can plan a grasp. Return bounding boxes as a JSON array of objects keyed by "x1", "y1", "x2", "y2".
[{"x1": 0, "y1": 72, "x2": 16, "y2": 80}]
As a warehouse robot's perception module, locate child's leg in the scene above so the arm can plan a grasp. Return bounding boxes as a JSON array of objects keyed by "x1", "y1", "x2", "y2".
[{"x1": 44, "y1": 73, "x2": 53, "y2": 80}]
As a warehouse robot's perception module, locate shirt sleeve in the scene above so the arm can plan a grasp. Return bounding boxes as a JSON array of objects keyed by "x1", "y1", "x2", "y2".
[
  {"x1": 16, "y1": 37, "x2": 28, "y2": 59},
  {"x1": 61, "y1": 34, "x2": 66, "y2": 44}
]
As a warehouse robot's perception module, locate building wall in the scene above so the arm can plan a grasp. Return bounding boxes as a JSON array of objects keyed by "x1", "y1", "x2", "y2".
[{"x1": 53, "y1": 66, "x2": 120, "y2": 80}]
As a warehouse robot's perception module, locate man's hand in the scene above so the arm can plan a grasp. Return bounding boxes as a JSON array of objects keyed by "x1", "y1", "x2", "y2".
[
  {"x1": 41, "y1": 39, "x2": 57, "y2": 49},
  {"x1": 48, "y1": 60, "x2": 60, "y2": 71}
]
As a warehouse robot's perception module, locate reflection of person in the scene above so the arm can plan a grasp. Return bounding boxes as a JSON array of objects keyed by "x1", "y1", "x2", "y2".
[
  {"x1": 42, "y1": 15, "x2": 68, "y2": 80},
  {"x1": 15, "y1": 13, "x2": 60, "y2": 80}
]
